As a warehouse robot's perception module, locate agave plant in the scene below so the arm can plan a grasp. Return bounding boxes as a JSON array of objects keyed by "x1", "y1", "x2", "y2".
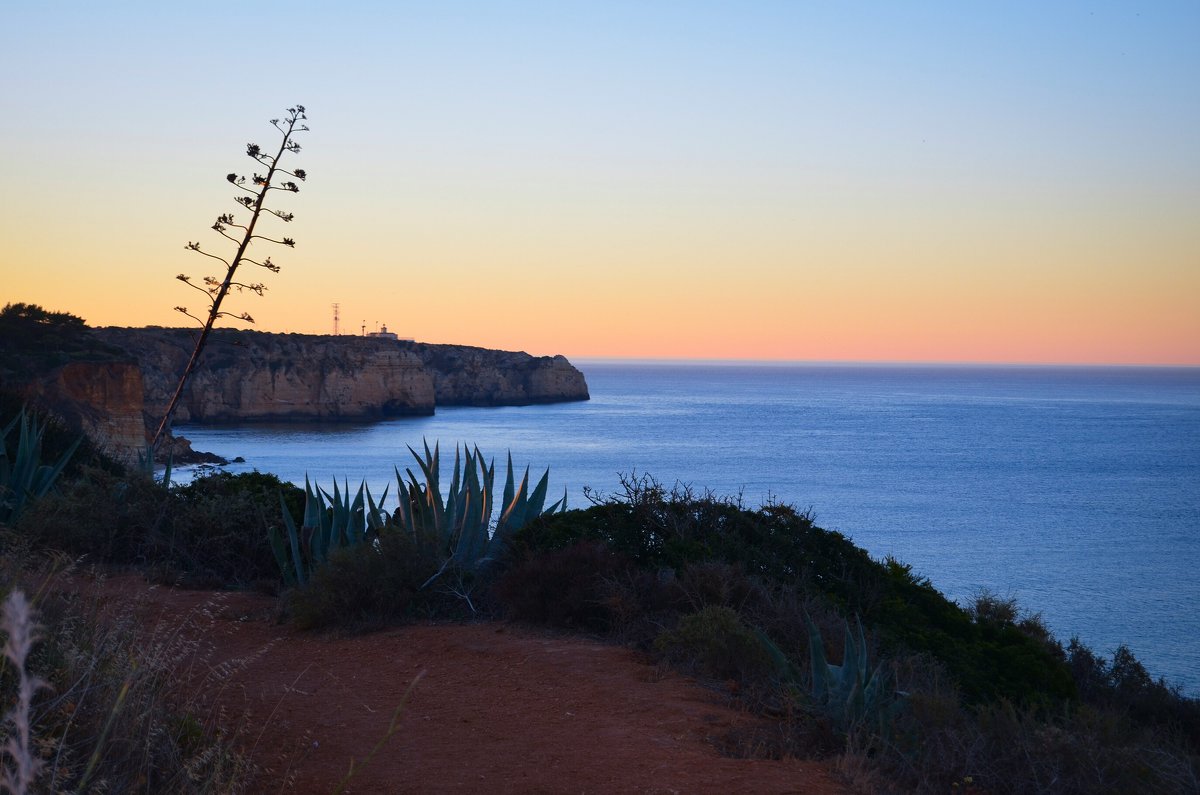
[
  {"x1": 135, "y1": 441, "x2": 173, "y2": 487},
  {"x1": 805, "y1": 613, "x2": 902, "y2": 734},
  {"x1": 397, "y1": 441, "x2": 566, "y2": 589},
  {"x1": 271, "y1": 475, "x2": 384, "y2": 587},
  {"x1": 0, "y1": 408, "x2": 81, "y2": 525},
  {"x1": 271, "y1": 441, "x2": 565, "y2": 588}
]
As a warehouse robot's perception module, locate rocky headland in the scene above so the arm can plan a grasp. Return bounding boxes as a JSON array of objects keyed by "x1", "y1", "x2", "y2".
[
  {"x1": 93, "y1": 328, "x2": 590, "y2": 425},
  {"x1": 3, "y1": 317, "x2": 588, "y2": 463}
]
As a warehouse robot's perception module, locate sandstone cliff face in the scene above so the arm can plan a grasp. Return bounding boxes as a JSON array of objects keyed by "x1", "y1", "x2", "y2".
[
  {"x1": 97, "y1": 328, "x2": 436, "y2": 423},
  {"x1": 407, "y1": 343, "x2": 591, "y2": 406},
  {"x1": 19, "y1": 362, "x2": 147, "y2": 462},
  {"x1": 93, "y1": 328, "x2": 589, "y2": 424}
]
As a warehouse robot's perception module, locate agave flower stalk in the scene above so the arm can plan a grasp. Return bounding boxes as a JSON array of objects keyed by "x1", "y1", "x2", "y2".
[{"x1": 151, "y1": 105, "x2": 309, "y2": 451}]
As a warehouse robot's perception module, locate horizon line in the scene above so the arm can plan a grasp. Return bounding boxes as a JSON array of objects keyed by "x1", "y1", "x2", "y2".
[{"x1": 567, "y1": 356, "x2": 1200, "y2": 369}]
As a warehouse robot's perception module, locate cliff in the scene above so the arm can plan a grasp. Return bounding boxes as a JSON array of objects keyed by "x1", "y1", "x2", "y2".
[
  {"x1": 0, "y1": 306, "x2": 148, "y2": 462},
  {"x1": 406, "y1": 342, "x2": 591, "y2": 407},
  {"x1": 93, "y1": 328, "x2": 589, "y2": 424},
  {"x1": 13, "y1": 361, "x2": 148, "y2": 463},
  {"x1": 96, "y1": 328, "x2": 436, "y2": 423}
]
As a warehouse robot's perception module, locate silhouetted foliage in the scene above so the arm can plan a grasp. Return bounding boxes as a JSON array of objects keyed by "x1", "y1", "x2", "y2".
[
  {"x1": 516, "y1": 476, "x2": 1074, "y2": 705},
  {"x1": 0, "y1": 303, "x2": 126, "y2": 380},
  {"x1": 495, "y1": 540, "x2": 630, "y2": 630},
  {"x1": 15, "y1": 469, "x2": 302, "y2": 588},
  {"x1": 154, "y1": 105, "x2": 309, "y2": 450}
]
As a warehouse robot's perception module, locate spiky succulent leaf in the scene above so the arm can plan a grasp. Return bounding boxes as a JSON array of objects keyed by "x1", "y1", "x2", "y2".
[
  {"x1": 278, "y1": 491, "x2": 307, "y2": 585},
  {"x1": 525, "y1": 468, "x2": 551, "y2": 519},
  {"x1": 0, "y1": 408, "x2": 81, "y2": 523},
  {"x1": 501, "y1": 451, "x2": 515, "y2": 511}
]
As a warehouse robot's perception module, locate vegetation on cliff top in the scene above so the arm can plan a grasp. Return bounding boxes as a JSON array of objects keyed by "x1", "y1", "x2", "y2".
[{"x1": 0, "y1": 304, "x2": 129, "y2": 381}]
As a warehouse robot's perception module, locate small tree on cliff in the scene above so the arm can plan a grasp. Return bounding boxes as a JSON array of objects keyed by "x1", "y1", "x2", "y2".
[{"x1": 151, "y1": 105, "x2": 309, "y2": 451}]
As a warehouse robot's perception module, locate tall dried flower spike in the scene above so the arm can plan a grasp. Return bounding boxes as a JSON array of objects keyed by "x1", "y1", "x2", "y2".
[
  {"x1": 1, "y1": 590, "x2": 49, "y2": 795},
  {"x1": 153, "y1": 105, "x2": 309, "y2": 451}
]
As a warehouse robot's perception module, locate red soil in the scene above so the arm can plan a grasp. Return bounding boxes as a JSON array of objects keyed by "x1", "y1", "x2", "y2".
[{"x1": 83, "y1": 575, "x2": 847, "y2": 794}]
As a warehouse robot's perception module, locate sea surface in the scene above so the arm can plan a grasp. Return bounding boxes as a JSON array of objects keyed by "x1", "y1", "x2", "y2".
[{"x1": 178, "y1": 362, "x2": 1200, "y2": 693}]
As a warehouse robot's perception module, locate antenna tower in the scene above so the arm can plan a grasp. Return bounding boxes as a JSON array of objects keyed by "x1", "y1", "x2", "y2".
[{"x1": 332, "y1": 303, "x2": 340, "y2": 336}]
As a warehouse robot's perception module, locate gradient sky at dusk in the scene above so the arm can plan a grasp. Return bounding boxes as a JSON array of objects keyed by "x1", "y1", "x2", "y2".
[{"x1": 3, "y1": 2, "x2": 1197, "y2": 363}]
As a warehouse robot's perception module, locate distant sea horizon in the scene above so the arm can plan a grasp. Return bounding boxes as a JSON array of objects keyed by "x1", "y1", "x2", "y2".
[
  {"x1": 572, "y1": 356, "x2": 1200, "y2": 368},
  {"x1": 178, "y1": 361, "x2": 1200, "y2": 694}
]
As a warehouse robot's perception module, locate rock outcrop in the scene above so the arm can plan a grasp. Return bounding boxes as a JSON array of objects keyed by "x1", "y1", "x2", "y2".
[
  {"x1": 93, "y1": 328, "x2": 589, "y2": 425},
  {"x1": 13, "y1": 361, "x2": 148, "y2": 463},
  {"x1": 96, "y1": 328, "x2": 437, "y2": 423},
  {"x1": 406, "y1": 343, "x2": 591, "y2": 407}
]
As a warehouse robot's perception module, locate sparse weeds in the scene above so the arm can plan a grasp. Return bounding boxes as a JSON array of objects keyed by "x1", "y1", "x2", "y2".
[{"x1": 0, "y1": 557, "x2": 252, "y2": 793}]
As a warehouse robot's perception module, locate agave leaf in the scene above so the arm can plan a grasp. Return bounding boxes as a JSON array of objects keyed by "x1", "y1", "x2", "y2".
[
  {"x1": 453, "y1": 488, "x2": 478, "y2": 566},
  {"x1": 805, "y1": 613, "x2": 831, "y2": 701},
  {"x1": 1, "y1": 410, "x2": 81, "y2": 523},
  {"x1": 279, "y1": 492, "x2": 306, "y2": 585},
  {"x1": 302, "y1": 475, "x2": 320, "y2": 529},
  {"x1": 31, "y1": 430, "x2": 81, "y2": 499},
  {"x1": 347, "y1": 481, "x2": 366, "y2": 545},
  {"x1": 407, "y1": 446, "x2": 444, "y2": 531},
  {"x1": 525, "y1": 468, "x2": 552, "y2": 518},
  {"x1": 837, "y1": 620, "x2": 859, "y2": 701},
  {"x1": 159, "y1": 449, "x2": 173, "y2": 488},
  {"x1": 329, "y1": 479, "x2": 346, "y2": 548},
  {"x1": 501, "y1": 451, "x2": 516, "y2": 513},
  {"x1": 445, "y1": 445, "x2": 463, "y2": 532},
  {"x1": 393, "y1": 466, "x2": 415, "y2": 535},
  {"x1": 753, "y1": 628, "x2": 803, "y2": 684},
  {"x1": 313, "y1": 483, "x2": 333, "y2": 563},
  {"x1": 480, "y1": 452, "x2": 495, "y2": 534},
  {"x1": 267, "y1": 524, "x2": 293, "y2": 588},
  {"x1": 497, "y1": 466, "x2": 530, "y2": 535},
  {"x1": 546, "y1": 486, "x2": 567, "y2": 514},
  {"x1": 7, "y1": 413, "x2": 38, "y2": 513},
  {"x1": 365, "y1": 482, "x2": 391, "y2": 533}
]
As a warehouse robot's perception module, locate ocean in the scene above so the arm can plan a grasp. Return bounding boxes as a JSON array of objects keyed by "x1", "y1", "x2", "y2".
[{"x1": 177, "y1": 362, "x2": 1200, "y2": 693}]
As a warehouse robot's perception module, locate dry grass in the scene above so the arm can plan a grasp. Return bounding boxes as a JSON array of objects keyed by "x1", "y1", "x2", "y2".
[{"x1": 0, "y1": 555, "x2": 253, "y2": 793}]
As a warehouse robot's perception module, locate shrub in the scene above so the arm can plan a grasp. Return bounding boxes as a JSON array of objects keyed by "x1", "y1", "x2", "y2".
[
  {"x1": 16, "y1": 469, "x2": 299, "y2": 588},
  {"x1": 286, "y1": 528, "x2": 445, "y2": 631},
  {"x1": 495, "y1": 540, "x2": 628, "y2": 630},
  {"x1": 654, "y1": 606, "x2": 775, "y2": 682},
  {"x1": 523, "y1": 484, "x2": 1076, "y2": 705},
  {"x1": 169, "y1": 470, "x2": 303, "y2": 587}
]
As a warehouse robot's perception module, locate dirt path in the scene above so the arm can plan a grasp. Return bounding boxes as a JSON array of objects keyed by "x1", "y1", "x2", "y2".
[{"x1": 84, "y1": 575, "x2": 846, "y2": 794}]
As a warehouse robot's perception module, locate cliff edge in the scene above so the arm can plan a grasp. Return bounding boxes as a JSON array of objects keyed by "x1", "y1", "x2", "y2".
[{"x1": 94, "y1": 328, "x2": 589, "y2": 424}]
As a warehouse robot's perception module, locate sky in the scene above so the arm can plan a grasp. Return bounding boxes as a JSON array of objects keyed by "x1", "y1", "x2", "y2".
[{"x1": 2, "y1": 1, "x2": 1198, "y2": 364}]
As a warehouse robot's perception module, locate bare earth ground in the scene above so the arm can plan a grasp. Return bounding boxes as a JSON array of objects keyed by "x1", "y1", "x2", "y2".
[{"x1": 76, "y1": 574, "x2": 847, "y2": 794}]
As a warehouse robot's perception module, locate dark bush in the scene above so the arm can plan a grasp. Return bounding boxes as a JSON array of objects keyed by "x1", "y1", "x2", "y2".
[
  {"x1": 522, "y1": 483, "x2": 1076, "y2": 705},
  {"x1": 654, "y1": 605, "x2": 775, "y2": 682},
  {"x1": 15, "y1": 468, "x2": 302, "y2": 587},
  {"x1": 286, "y1": 529, "x2": 444, "y2": 630},
  {"x1": 494, "y1": 540, "x2": 628, "y2": 631}
]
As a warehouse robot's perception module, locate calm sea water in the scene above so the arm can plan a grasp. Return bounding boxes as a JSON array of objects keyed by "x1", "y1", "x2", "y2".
[{"x1": 178, "y1": 363, "x2": 1200, "y2": 693}]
